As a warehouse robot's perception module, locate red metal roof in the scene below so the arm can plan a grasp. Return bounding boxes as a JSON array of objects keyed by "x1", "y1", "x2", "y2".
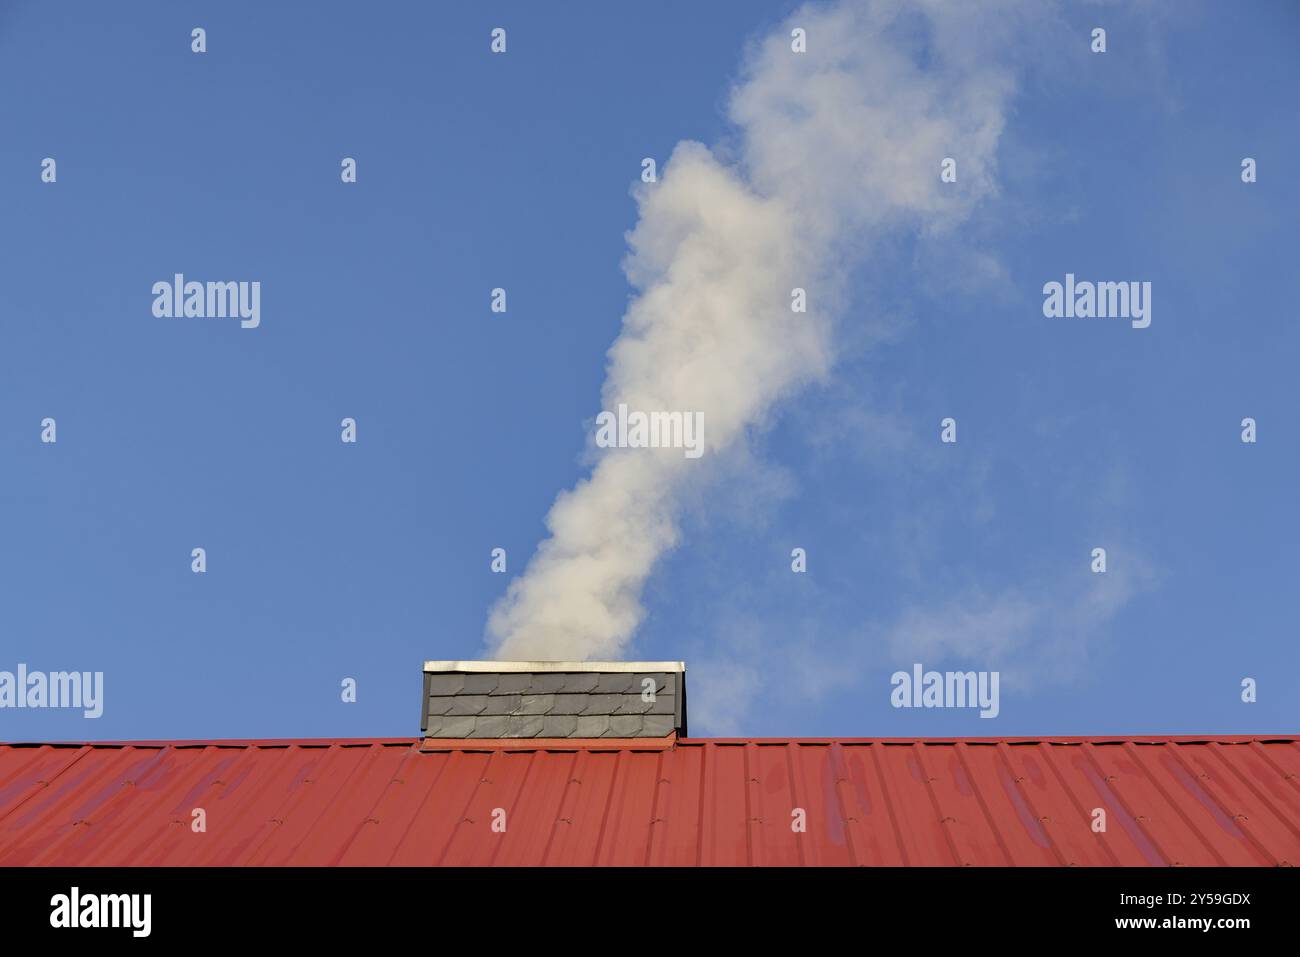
[{"x1": 2, "y1": 735, "x2": 1297, "y2": 866}]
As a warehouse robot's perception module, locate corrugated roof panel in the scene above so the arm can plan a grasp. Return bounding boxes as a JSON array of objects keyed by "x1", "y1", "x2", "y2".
[
  {"x1": 495, "y1": 750, "x2": 575, "y2": 866},
  {"x1": 335, "y1": 744, "x2": 435, "y2": 866},
  {"x1": 0, "y1": 744, "x2": 88, "y2": 823},
  {"x1": 797, "y1": 744, "x2": 840, "y2": 863},
  {"x1": 1193, "y1": 744, "x2": 1297, "y2": 863},
  {"x1": 646, "y1": 745, "x2": 693, "y2": 866},
  {"x1": 1145, "y1": 743, "x2": 1264, "y2": 865},
  {"x1": 747, "y1": 743, "x2": 800, "y2": 866},
  {"x1": 77, "y1": 745, "x2": 219, "y2": 867},
  {"x1": 959, "y1": 742, "x2": 1059, "y2": 865},
  {"x1": 2, "y1": 736, "x2": 1297, "y2": 866},
  {"x1": 996, "y1": 741, "x2": 1099, "y2": 866},
  {"x1": 597, "y1": 748, "x2": 661, "y2": 865},
  {"x1": 440, "y1": 749, "x2": 531, "y2": 865},
  {"x1": 814, "y1": 743, "x2": 861, "y2": 866},
  {"x1": 917, "y1": 744, "x2": 1007, "y2": 866},
  {"x1": 391, "y1": 750, "x2": 490, "y2": 867},
  {"x1": 1241, "y1": 741, "x2": 1300, "y2": 814},
  {"x1": 375, "y1": 749, "x2": 452, "y2": 867},
  {"x1": 2, "y1": 746, "x2": 148, "y2": 865},
  {"x1": 1033, "y1": 743, "x2": 1122, "y2": 866},
  {"x1": 195, "y1": 746, "x2": 330, "y2": 867},
  {"x1": 1085, "y1": 741, "x2": 1206, "y2": 865},
  {"x1": 874, "y1": 742, "x2": 956, "y2": 865},
  {"x1": 831, "y1": 741, "x2": 900, "y2": 865},
  {"x1": 698, "y1": 742, "x2": 748, "y2": 866},
  {"x1": 1078, "y1": 741, "x2": 1169, "y2": 865},
  {"x1": 546, "y1": 749, "x2": 614, "y2": 866},
  {"x1": 281, "y1": 744, "x2": 412, "y2": 867},
  {"x1": 235, "y1": 745, "x2": 350, "y2": 866}
]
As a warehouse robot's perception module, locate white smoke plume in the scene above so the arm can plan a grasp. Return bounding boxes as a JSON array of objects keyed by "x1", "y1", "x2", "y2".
[{"x1": 488, "y1": 0, "x2": 1038, "y2": 660}]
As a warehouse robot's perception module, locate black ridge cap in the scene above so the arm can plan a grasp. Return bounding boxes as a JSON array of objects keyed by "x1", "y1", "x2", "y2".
[{"x1": 420, "y1": 670, "x2": 432, "y2": 735}]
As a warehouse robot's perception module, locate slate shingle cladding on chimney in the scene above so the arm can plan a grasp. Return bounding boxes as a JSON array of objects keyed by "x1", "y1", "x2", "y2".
[{"x1": 421, "y1": 662, "x2": 686, "y2": 738}]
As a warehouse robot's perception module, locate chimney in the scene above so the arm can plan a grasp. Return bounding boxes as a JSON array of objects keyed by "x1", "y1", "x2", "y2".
[{"x1": 420, "y1": 661, "x2": 687, "y2": 739}]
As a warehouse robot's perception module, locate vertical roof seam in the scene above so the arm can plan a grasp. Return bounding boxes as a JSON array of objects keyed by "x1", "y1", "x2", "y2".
[
  {"x1": 994, "y1": 741, "x2": 1067, "y2": 866},
  {"x1": 785, "y1": 742, "x2": 807, "y2": 867},
  {"x1": 915, "y1": 745, "x2": 963, "y2": 866},
  {"x1": 384, "y1": 742, "x2": 455, "y2": 865},
  {"x1": 540, "y1": 750, "x2": 581, "y2": 867},
  {"x1": 694, "y1": 742, "x2": 709, "y2": 867},
  {"x1": 742, "y1": 742, "x2": 755, "y2": 868},
  {"x1": 867, "y1": 742, "x2": 909, "y2": 866},
  {"x1": 643, "y1": 747, "x2": 668, "y2": 867},
  {"x1": 590, "y1": 748, "x2": 624, "y2": 866},
  {"x1": 487, "y1": 749, "x2": 541, "y2": 866},
  {"x1": 827, "y1": 743, "x2": 861, "y2": 867},
  {"x1": 435, "y1": 748, "x2": 492, "y2": 866},
  {"x1": 953, "y1": 742, "x2": 1015, "y2": 866}
]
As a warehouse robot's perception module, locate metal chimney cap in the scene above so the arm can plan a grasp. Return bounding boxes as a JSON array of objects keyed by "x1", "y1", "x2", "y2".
[{"x1": 422, "y1": 660, "x2": 686, "y2": 674}]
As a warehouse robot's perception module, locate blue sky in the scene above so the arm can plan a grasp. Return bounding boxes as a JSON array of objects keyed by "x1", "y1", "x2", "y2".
[{"x1": 1, "y1": 0, "x2": 1297, "y2": 741}]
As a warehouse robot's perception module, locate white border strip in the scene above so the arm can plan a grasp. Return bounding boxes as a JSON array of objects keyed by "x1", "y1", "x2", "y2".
[{"x1": 423, "y1": 660, "x2": 685, "y2": 674}]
